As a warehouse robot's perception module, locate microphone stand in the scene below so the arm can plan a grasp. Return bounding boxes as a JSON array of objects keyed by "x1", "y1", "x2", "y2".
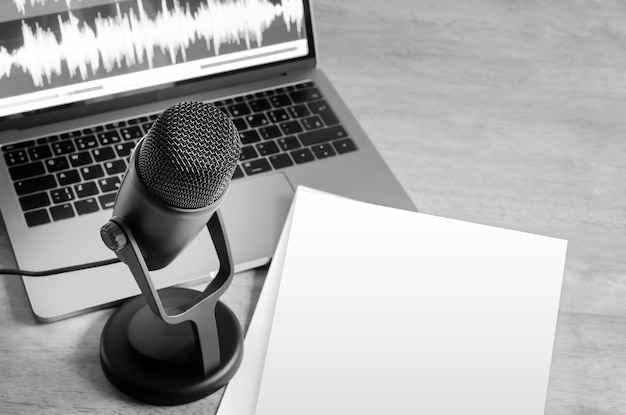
[{"x1": 99, "y1": 210, "x2": 243, "y2": 405}]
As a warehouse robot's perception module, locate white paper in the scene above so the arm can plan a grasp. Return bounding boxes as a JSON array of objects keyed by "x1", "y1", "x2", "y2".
[{"x1": 220, "y1": 187, "x2": 567, "y2": 415}]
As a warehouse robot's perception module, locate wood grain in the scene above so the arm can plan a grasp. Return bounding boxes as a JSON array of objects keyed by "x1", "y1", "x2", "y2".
[{"x1": 1, "y1": 0, "x2": 625, "y2": 413}]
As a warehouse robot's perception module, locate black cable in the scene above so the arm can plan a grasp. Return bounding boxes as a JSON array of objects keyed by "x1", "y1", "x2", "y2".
[{"x1": 0, "y1": 258, "x2": 121, "y2": 277}]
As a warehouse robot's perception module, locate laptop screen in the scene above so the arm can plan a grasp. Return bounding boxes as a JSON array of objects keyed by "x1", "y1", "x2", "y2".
[{"x1": 0, "y1": 0, "x2": 310, "y2": 118}]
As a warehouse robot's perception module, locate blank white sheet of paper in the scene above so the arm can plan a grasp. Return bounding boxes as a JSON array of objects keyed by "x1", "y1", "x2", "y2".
[{"x1": 220, "y1": 187, "x2": 567, "y2": 415}]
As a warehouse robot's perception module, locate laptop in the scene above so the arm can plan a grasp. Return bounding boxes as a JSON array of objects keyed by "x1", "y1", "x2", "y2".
[{"x1": 0, "y1": 0, "x2": 416, "y2": 322}]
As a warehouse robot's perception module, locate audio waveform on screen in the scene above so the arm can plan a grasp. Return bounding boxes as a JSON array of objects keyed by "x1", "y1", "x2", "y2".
[
  {"x1": 0, "y1": 0, "x2": 304, "y2": 88},
  {"x1": 14, "y1": 0, "x2": 82, "y2": 15}
]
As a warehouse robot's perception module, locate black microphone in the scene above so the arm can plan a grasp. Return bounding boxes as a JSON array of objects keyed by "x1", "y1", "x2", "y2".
[
  {"x1": 99, "y1": 102, "x2": 244, "y2": 406},
  {"x1": 102, "y1": 101, "x2": 240, "y2": 270}
]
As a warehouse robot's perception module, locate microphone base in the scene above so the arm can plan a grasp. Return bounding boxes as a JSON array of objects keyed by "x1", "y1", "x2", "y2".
[{"x1": 100, "y1": 287, "x2": 243, "y2": 406}]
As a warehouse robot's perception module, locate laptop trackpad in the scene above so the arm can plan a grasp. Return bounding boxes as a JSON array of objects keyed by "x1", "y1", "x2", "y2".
[{"x1": 221, "y1": 172, "x2": 294, "y2": 271}]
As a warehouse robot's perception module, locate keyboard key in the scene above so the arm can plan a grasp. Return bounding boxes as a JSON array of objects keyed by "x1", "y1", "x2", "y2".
[
  {"x1": 141, "y1": 122, "x2": 153, "y2": 133},
  {"x1": 28, "y1": 145, "x2": 52, "y2": 161},
  {"x1": 232, "y1": 165, "x2": 244, "y2": 180},
  {"x1": 248, "y1": 98, "x2": 271, "y2": 112},
  {"x1": 50, "y1": 203, "x2": 75, "y2": 221},
  {"x1": 268, "y1": 109, "x2": 289, "y2": 123},
  {"x1": 269, "y1": 153, "x2": 294, "y2": 169},
  {"x1": 57, "y1": 170, "x2": 81, "y2": 185},
  {"x1": 277, "y1": 136, "x2": 301, "y2": 151},
  {"x1": 269, "y1": 94, "x2": 292, "y2": 108},
  {"x1": 256, "y1": 141, "x2": 280, "y2": 156},
  {"x1": 51, "y1": 141, "x2": 76, "y2": 155},
  {"x1": 115, "y1": 142, "x2": 137, "y2": 158},
  {"x1": 82, "y1": 125, "x2": 104, "y2": 135},
  {"x1": 239, "y1": 130, "x2": 261, "y2": 145},
  {"x1": 75, "y1": 198, "x2": 99, "y2": 215},
  {"x1": 227, "y1": 103, "x2": 251, "y2": 117},
  {"x1": 24, "y1": 209, "x2": 50, "y2": 227},
  {"x1": 105, "y1": 121, "x2": 126, "y2": 130},
  {"x1": 279, "y1": 120, "x2": 303, "y2": 135},
  {"x1": 19, "y1": 192, "x2": 50, "y2": 211},
  {"x1": 75, "y1": 135, "x2": 99, "y2": 151},
  {"x1": 75, "y1": 181, "x2": 99, "y2": 198},
  {"x1": 259, "y1": 125, "x2": 282, "y2": 140},
  {"x1": 287, "y1": 104, "x2": 311, "y2": 118},
  {"x1": 242, "y1": 159, "x2": 272, "y2": 175},
  {"x1": 246, "y1": 113, "x2": 269, "y2": 128},
  {"x1": 296, "y1": 81, "x2": 314, "y2": 89},
  {"x1": 4, "y1": 149, "x2": 28, "y2": 166},
  {"x1": 289, "y1": 88, "x2": 322, "y2": 103},
  {"x1": 311, "y1": 143, "x2": 337, "y2": 159},
  {"x1": 104, "y1": 160, "x2": 126, "y2": 175},
  {"x1": 68, "y1": 151, "x2": 93, "y2": 167},
  {"x1": 98, "y1": 177, "x2": 121, "y2": 193},
  {"x1": 308, "y1": 100, "x2": 340, "y2": 126},
  {"x1": 45, "y1": 156, "x2": 70, "y2": 172},
  {"x1": 49, "y1": 189, "x2": 74, "y2": 209},
  {"x1": 9, "y1": 161, "x2": 45, "y2": 180},
  {"x1": 14, "y1": 175, "x2": 56, "y2": 196},
  {"x1": 92, "y1": 147, "x2": 116, "y2": 162},
  {"x1": 232, "y1": 117, "x2": 248, "y2": 131},
  {"x1": 119, "y1": 126, "x2": 143, "y2": 141},
  {"x1": 60, "y1": 130, "x2": 81, "y2": 139},
  {"x1": 301, "y1": 115, "x2": 324, "y2": 131},
  {"x1": 290, "y1": 148, "x2": 315, "y2": 164},
  {"x1": 50, "y1": 187, "x2": 75, "y2": 204},
  {"x1": 299, "y1": 126, "x2": 348, "y2": 147},
  {"x1": 240, "y1": 145, "x2": 258, "y2": 161},
  {"x1": 2, "y1": 140, "x2": 34, "y2": 153},
  {"x1": 99, "y1": 192, "x2": 117, "y2": 209},
  {"x1": 80, "y1": 164, "x2": 105, "y2": 180},
  {"x1": 97, "y1": 131, "x2": 121, "y2": 146},
  {"x1": 333, "y1": 138, "x2": 357, "y2": 154}
]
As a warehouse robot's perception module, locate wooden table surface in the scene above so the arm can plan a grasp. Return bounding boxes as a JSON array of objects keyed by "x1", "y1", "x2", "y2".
[{"x1": 1, "y1": 1, "x2": 625, "y2": 413}]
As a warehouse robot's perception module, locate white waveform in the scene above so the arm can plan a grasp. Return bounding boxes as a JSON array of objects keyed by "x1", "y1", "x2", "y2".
[
  {"x1": 281, "y1": 0, "x2": 304, "y2": 33},
  {"x1": 1, "y1": 0, "x2": 305, "y2": 88},
  {"x1": 14, "y1": 0, "x2": 81, "y2": 15}
]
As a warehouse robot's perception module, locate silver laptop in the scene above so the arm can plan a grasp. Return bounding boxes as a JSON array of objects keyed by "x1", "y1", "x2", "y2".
[{"x1": 0, "y1": 0, "x2": 415, "y2": 322}]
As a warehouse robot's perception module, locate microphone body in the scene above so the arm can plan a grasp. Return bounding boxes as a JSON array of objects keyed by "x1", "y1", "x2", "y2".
[
  {"x1": 106, "y1": 101, "x2": 240, "y2": 270},
  {"x1": 112, "y1": 142, "x2": 222, "y2": 271}
]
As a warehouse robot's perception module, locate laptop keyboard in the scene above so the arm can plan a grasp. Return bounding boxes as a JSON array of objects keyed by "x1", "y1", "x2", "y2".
[{"x1": 1, "y1": 81, "x2": 358, "y2": 228}]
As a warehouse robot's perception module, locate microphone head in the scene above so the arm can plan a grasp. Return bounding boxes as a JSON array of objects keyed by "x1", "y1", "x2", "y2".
[{"x1": 137, "y1": 102, "x2": 241, "y2": 209}]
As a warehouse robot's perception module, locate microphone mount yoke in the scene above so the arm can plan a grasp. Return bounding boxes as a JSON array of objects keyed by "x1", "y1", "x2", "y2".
[{"x1": 99, "y1": 210, "x2": 244, "y2": 406}]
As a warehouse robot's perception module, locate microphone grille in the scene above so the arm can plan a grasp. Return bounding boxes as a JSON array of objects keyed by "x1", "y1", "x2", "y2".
[{"x1": 137, "y1": 102, "x2": 241, "y2": 209}]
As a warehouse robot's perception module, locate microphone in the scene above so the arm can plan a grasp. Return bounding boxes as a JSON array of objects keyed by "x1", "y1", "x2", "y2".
[
  {"x1": 103, "y1": 101, "x2": 240, "y2": 270},
  {"x1": 99, "y1": 102, "x2": 244, "y2": 406}
]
